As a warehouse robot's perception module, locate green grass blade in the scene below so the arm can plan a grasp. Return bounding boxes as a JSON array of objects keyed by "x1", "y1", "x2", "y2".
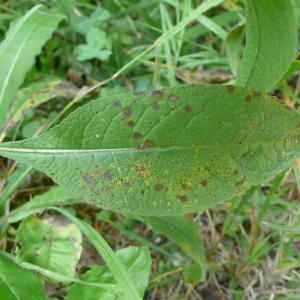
[{"x1": 51, "y1": 207, "x2": 142, "y2": 300}]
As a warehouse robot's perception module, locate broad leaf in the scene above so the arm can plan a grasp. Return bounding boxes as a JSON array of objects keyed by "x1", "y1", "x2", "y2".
[
  {"x1": 236, "y1": 0, "x2": 297, "y2": 92},
  {"x1": 66, "y1": 246, "x2": 151, "y2": 300},
  {"x1": 16, "y1": 215, "x2": 82, "y2": 278},
  {"x1": 0, "y1": 5, "x2": 63, "y2": 130},
  {"x1": 0, "y1": 252, "x2": 48, "y2": 300},
  {"x1": 0, "y1": 85, "x2": 300, "y2": 216}
]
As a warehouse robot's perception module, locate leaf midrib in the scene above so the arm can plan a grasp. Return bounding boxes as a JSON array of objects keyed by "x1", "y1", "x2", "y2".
[{"x1": 0, "y1": 133, "x2": 298, "y2": 155}]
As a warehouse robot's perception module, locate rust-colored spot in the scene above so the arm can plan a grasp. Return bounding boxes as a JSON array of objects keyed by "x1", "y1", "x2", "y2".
[
  {"x1": 245, "y1": 95, "x2": 252, "y2": 102},
  {"x1": 103, "y1": 170, "x2": 113, "y2": 180},
  {"x1": 132, "y1": 132, "x2": 143, "y2": 140},
  {"x1": 114, "y1": 100, "x2": 121, "y2": 107},
  {"x1": 124, "y1": 107, "x2": 132, "y2": 117},
  {"x1": 181, "y1": 183, "x2": 188, "y2": 190},
  {"x1": 253, "y1": 91, "x2": 261, "y2": 97},
  {"x1": 134, "y1": 90, "x2": 145, "y2": 96},
  {"x1": 139, "y1": 139, "x2": 156, "y2": 149},
  {"x1": 127, "y1": 120, "x2": 135, "y2": 127},
  {"x1": 184, "y1": 104, "x2": 192, "y2": 112},
  {"x1": 83, "y1": 173, "x2": 97, "y2": 186},
  {"x1": 152, "y1": 103, "x2": 160, "y2": 110},
  {"x1": 155, "y1": 183, "x2": 165, "y2": 191},
  {"x1": 233, "y1": 169, "x2": 239, "y2": 176},
  {"x1": 177, "y1": 195, "x2": 188, "y2": 202},
  {"x1": 168, "y1": 94, "x2": 178, "y2": 102},
  {"x1": 227, "y1": 85, "x2": 235, "y2": 93},
  {"x1": 200, "y1": 180, "x2": 208, "y2": 187},
  {"x1": 152, "y1": 89, "x2": 164, "y2": 96}
]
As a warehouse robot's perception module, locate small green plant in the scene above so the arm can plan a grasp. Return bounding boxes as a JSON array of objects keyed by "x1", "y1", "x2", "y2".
[{"x1": 0, "y1": 0, "x2": 299, "y2": 299}]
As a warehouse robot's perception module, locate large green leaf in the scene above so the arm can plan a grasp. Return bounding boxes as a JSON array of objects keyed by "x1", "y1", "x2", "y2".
[
  {"x1": 66, "y1": 246, "x2": 151, "y2": 300},
  {"x1": 0, "y1": 84, "x2": 300, "y2": 216},
  {"x1": 0, "y1": 5, "x2": 63, "y2": 130},
  {"x1": 236, "y1": 0, "x2": 297, "y2": 92},
  {"x1": 16, "y1": 216, "x2": 82, "y2": 278},
  {"x1": 0, "y1": 252, "x2": 48, "y2": 300}
]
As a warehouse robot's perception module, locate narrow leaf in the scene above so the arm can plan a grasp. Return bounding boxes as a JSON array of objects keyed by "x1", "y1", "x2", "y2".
[
  {"x1": 236, "y1": 0, "x2": 297, "y2": 92},
  {"x1": 0, "y1": 85, "x2": 299, "y2": 216},
  {"x1": 0, "y1": 5, "x2": 64, "y2": 129}
]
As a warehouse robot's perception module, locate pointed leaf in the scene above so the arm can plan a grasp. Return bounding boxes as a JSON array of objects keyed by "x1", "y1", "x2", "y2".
[
  {"x1": 0, "y1": 5, "x2": 64, "y2": 130},
  {"x1": 236, "y1": 0, "x2": 297, "y2": 92},
  {"x1": 0, "y1": 85, "x2": 300, "y2": 216}
]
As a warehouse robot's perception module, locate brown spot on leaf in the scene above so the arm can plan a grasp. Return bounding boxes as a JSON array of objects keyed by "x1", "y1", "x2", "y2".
[
  {"x1": 181, "y1": 183, "x2": 188, "y2": 190},
  {"x1": 103, "y1": 170, "x2": 113, "y2": 180},
  {"x1": 127, "y1": 120, "x2": 135, "y2": 127},
  {"x1": 83, "y1": 173, "x2": 97, "y2": 186},
  {"x1": 124, "y1": 107, "x2": 132, "y2": 117},
  {"x1": 245, "y1": 95, "x2": 252, "y2": 102},
  {"x1": 114, "y1": 100, "x2": 121, "y2": 107},
  {"x1": 184, "y1": 104, "x2": 192, "y2": 112},
  {"x1": 227, "y1": 85, "x2": 235, "y2": 93},
  {"x1": 155, "y1": 183, "x2": 165, "y2": 191},
  {"x1": 132, "y1": 132, "x2": 143, "y2": 140},
  {"x1": 152, "y1": 103, "x2": 160, "y2": 110},
  {"x1": 134, "y1": 91, "x2": 145, "y2": 96},
  {"x1": 152, "y1": 89, "x2": 164, "y2": 96},
  {"x1": 168, "y1": 94, "x2": 179, "y2": 102},
  {"x1": 140, "y1": 189, "x2": 145, "y2": 195},
  {"x1": 177, "y1": 195, "x2": 188, "y2": 202},
  {"x1": 200, "y1": 180, "x2": 208, "y2": 187},
  {"x1": 253, "y1": 91, "x2": 262, "y2": 97},
  {"x1": 139, "y1": 139, "x2": 156, "y2": 149}
]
